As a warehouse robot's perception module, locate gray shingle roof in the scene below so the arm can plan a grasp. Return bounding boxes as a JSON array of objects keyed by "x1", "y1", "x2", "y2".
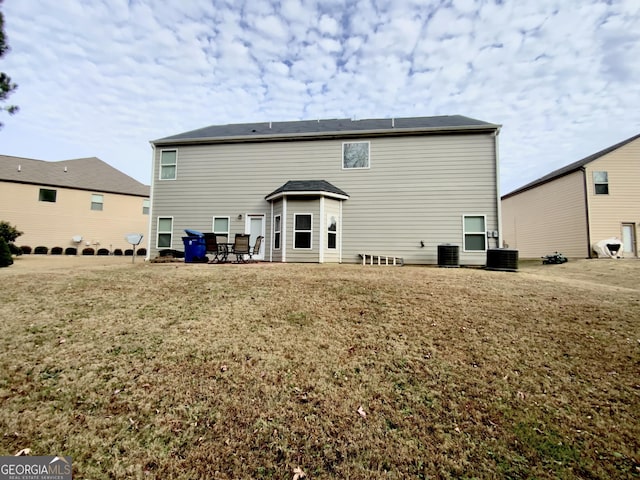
[
  {"x1": 153, "y1": 115, "x2": 499, "y2": 144},
  {"x1": 0, "y1": 155, "x2": 150, "y2": 197},
  {"x1": 502, "y1": 132, "x2": 640, "y2": 199},
  {"x1": 265, "y1": 180, "x2": 349, "y2": 201}
]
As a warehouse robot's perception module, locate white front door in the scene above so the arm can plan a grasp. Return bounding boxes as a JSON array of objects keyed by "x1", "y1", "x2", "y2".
[
  {"x1": 246, "y1": 214, "x2": 265, "y2": 260},
  {"x1": 621, "y1": 223, "x2": 636, "y2": 256}
]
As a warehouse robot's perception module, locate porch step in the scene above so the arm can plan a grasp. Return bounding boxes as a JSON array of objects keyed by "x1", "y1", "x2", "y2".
[{"x1": 359, "y1": 253, "x2": 404, "y2": 266}]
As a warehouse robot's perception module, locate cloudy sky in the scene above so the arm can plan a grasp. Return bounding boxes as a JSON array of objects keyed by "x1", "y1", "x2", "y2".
[{"x1": 1, "y1": 0, "x2": 638, "y2": 193}]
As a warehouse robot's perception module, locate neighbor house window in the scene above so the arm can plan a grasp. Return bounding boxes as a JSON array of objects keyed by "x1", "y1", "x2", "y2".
[
  {"x1": 143, "y1": 199, "x2": 150, "y2": 215},
  {"x1": 213, "y1": 217, "x2": 230, "y2": 238},
  {"x1": 463, "y1": 215, "x2": 486, "y2": 251},
  {"x1": 160, "y1": 150, "x2": 177, "y2": 180},
  {"x1": 91, "y1": 194, "x2": 104, "y2": 211},
  {"x1": 274, "y1": 215, "x2": 281, "y2": 250},
  {"x1": 327, "y1": 215, "x2": 337, "y2": 249},
  {"x1": 294, "y1": 214, "x2": 312, "y2": 249},
  {"x1": 157, "y1": 217, "x2": 173, "y2": 248},
  {"x1": 39, "y1": 188, "x2": 57, "y2": 202},
  {"x1": 593, "y1": 171, "x2": 609, "y2": 195},
  {"x1": 343, "y1": 142, "x2": 370, "y2": 169}
]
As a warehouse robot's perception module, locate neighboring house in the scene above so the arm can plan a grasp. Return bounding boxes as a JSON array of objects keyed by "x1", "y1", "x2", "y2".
[
  {"x1": 149, "y1": 115, "x2": 501, "y2": 265},
  {"x1": 501, "y1": 133, "x2": 640, "y2": 259},
  {"x1": 0, "y1": 155, "x2": 150, "y2": 252}
]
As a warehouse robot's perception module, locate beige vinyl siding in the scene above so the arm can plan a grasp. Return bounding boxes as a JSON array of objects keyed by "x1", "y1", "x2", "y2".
[
  {"x1": 501, "y1": 171, "x2": 588, "y2": 258},
  {"x1": 585, "y1": 138, "x2": 640, "y2": 255},
  {"x1": 150, "y1": 132, "x2": 498, "y2": 264},
  {"x1": 0, "y1": 181, "x2": 149, "y2": 252}
]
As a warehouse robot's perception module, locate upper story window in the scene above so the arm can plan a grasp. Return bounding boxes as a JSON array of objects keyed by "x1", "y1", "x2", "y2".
[
  {"x1": 343, "y1": 142, "x2": 370, "y2": 169},
  {"x1": 593, "y1": 171, "x2": 609, "y2": 195},
  {"x1": 91, "y1": 194, "x2": 104, "y2": 211},
  {"x1": 160, "y1": 150, "x2": 177, "y2": 180},
  {"x1": 157, "y1": 217, "x2": 173, "y2": 248},
  {"x1": 327, "y1": 215, "x2": 337, "y2": 249},
  {"x1": 463, "y1": 215, "x2": 486, "y2": 251},
  {"x1": 39, "y1": 188, "x2": 57, "y2": 202},
  {"x1": 273, "y1": 215, "x2": 281, "y2": 250},
  {"x1": 143, "y1": 199, "x2": 150, "y2": 215},
  {"x1": 294, "y1": 214, "x2": 312, "y2": 249}
]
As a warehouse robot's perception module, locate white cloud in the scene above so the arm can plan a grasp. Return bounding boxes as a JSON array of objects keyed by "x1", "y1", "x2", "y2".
[{"x1": 0, "y1": 0, "x2": 638, "y2": 194}]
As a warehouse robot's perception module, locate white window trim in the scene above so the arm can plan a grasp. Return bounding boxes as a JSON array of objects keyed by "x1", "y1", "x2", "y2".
[
  {"x1": 156, "y1": 216, "x2": 174, "y2": 249},
  {"x1": 91, "y1": 193, "x2": 104, "y2": 211},
  {"x1": 593, "y1": 171, "x2": 609, "y2": 195},
  {"x1": 159, "y1": 149, "x2": 177, "y2": 180},
  {"x1": 142, "y1": 198, "x2": 150, "y2": 215},
  {"x1": 462, "y1": 214, "x2": 487, "y2": 252},
  {"x1": 212, "y1": 216, "x2": 230, "y2": 237},
  {"x1": 342, "y1": 141, "x2": 371, "y2": 170},
  {"x1": 273, "y1": 214, "x2": 281, "y2": 250},
  {"x1": 293, "y1": 213, "x2": 313, "y2": 250}
]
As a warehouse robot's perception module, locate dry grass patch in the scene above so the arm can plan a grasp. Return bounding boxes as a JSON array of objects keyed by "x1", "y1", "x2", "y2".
[{"x1": 0, "y1": 257, "x2": 639, "y2": 479}]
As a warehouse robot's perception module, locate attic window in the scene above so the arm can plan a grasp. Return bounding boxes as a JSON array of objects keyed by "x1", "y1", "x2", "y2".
[{"x1": 593, "y1": 171, "x2": 609, "y2": 195}]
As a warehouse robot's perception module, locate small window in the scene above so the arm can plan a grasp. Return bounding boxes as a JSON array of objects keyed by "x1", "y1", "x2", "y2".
[
  {"x1": 593, "y1": 171, "x2": 609, "y2": 195},
  {"x1": 160, "y1": 150, "x2": 177, "y2": 180},
  {"x1": 463, "y1": 215, "x2": 486, "y2": 251},
  {"x1": 91, "y1": 194, "x2": 104, "y2": 211},
  {"x1": 343, "y1": 142, "x2": 370, "y2": 169},
  {"x1": 274, "y1": 215, "x2": 281, "y2": 250},
  {"x1": 327, "y1": 215, "x2": 337, "y2": 249},
  {"x1": 39, "y1": 188, "x2": 57, "y2": 202},
  {"x1": 213, "y1": 217, "x2": 230, "y2": 237},
  {"x1": 294, "y1": 214, "x2": 312, "y2": 249},
  {"x1": 157, "y1": 217, "x2": 173, "y2": 248},
  {"x1": 143, "y1": 199, "x2": 150, "y2": 215}
]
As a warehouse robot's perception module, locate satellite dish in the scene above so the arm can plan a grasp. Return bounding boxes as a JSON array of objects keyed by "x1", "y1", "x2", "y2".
[
  {"x1": 125, "y1": 233, "x2": 143, "y2": 246},
  {"x1": 72, "y1": 235, "x2": 82, "y2": 243}
]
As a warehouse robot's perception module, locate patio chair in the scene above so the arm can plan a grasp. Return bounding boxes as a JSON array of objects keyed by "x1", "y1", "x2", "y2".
[
  {"x1": 232, "y1": 234, "x2": 251, "y2": 263},
  {"x1": 248, "y1": 236, "x2": 263, "y2": 262},
  {"x1": 204, "y1": 233, "x2": 226, "y2": 263}
]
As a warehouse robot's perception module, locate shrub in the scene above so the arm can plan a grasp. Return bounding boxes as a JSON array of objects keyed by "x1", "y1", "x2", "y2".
[
  {"x1": 97, "y1": 248, "x2": 110, "y2": 256},
  {"x1": 113, "y1": 249, "x2": 123, "y2": 256},
  {"x1": 65, "y1": 247, "x2": 77, "y2": 255},
  {"x1": 124, "y1": 249, "x2": 134, "y2": 256},
  {"x1": 0, "y1": 221, "x2": 23, "y2": 244},
  {"x1": 34, "y1": 246, "x2": 48, "y2": 255},
  {"x1": 20, "y1": 245, "x2": 32, "y2": 254},
  {"x1": 136, "y1": 248, "x2": 147, "y2": 256},
  {"x1": 0, "y1": 238, "x2": 13, "y2": 267},
  {"x1": 51, "y1": 247, "x2": 63, "y2": 255},
  {"x1": 8, "y1": 243, "x2": 22, "y2": 255},
  {"x1": 82, "y1": 248, "x2": 95, "y2": 256}
]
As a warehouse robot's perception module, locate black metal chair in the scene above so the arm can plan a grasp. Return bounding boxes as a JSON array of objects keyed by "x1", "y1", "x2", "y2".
[
  {"x1": 204, "y1": 233, "x2": 226, "y2": 263},
  {"x1": 248, "y1": 236, "x2": 263, "y2": 262},
  {"x1": 232, "y1": 234, "x2": 251, "y2": 263}
]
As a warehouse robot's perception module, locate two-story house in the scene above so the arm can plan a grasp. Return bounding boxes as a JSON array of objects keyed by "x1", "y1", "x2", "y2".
[
  {"x1": 149, "y1": 115, "x2": 502, "y2": 265},
  {"x1": 0, "y1": 155, "x2": 150, "y2": 253},
  {"x1": 501, "y1": 133, "x2": 640, "y2": 258}
]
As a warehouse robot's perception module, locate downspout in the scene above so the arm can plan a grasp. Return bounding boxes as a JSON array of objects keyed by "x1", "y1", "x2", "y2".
[
  {"x1": 580, "y1": 167, "x2": 592, "y2": 258},
  {"x1": 493, "y1": 129, "x2": 502, "y2": 248},
  {"x1": 146, "y1": 144, "x2": 156, "y2": 261}
]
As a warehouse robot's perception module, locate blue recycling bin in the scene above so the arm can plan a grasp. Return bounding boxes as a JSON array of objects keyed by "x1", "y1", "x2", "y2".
[{"x1": 182, "y1": 236, "x2": 207, "y2": 263}]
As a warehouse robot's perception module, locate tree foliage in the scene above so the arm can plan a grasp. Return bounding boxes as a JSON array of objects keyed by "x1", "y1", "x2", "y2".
[
  {"x1": 0, "y1": 0, "x2": 18, "y2": 127},
  {"x1": 0, "y1": 237, "x2": 13, "y2": 267},
  {"x1": 0, "y1": 220, "x2": 23, "y2": 243}
]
